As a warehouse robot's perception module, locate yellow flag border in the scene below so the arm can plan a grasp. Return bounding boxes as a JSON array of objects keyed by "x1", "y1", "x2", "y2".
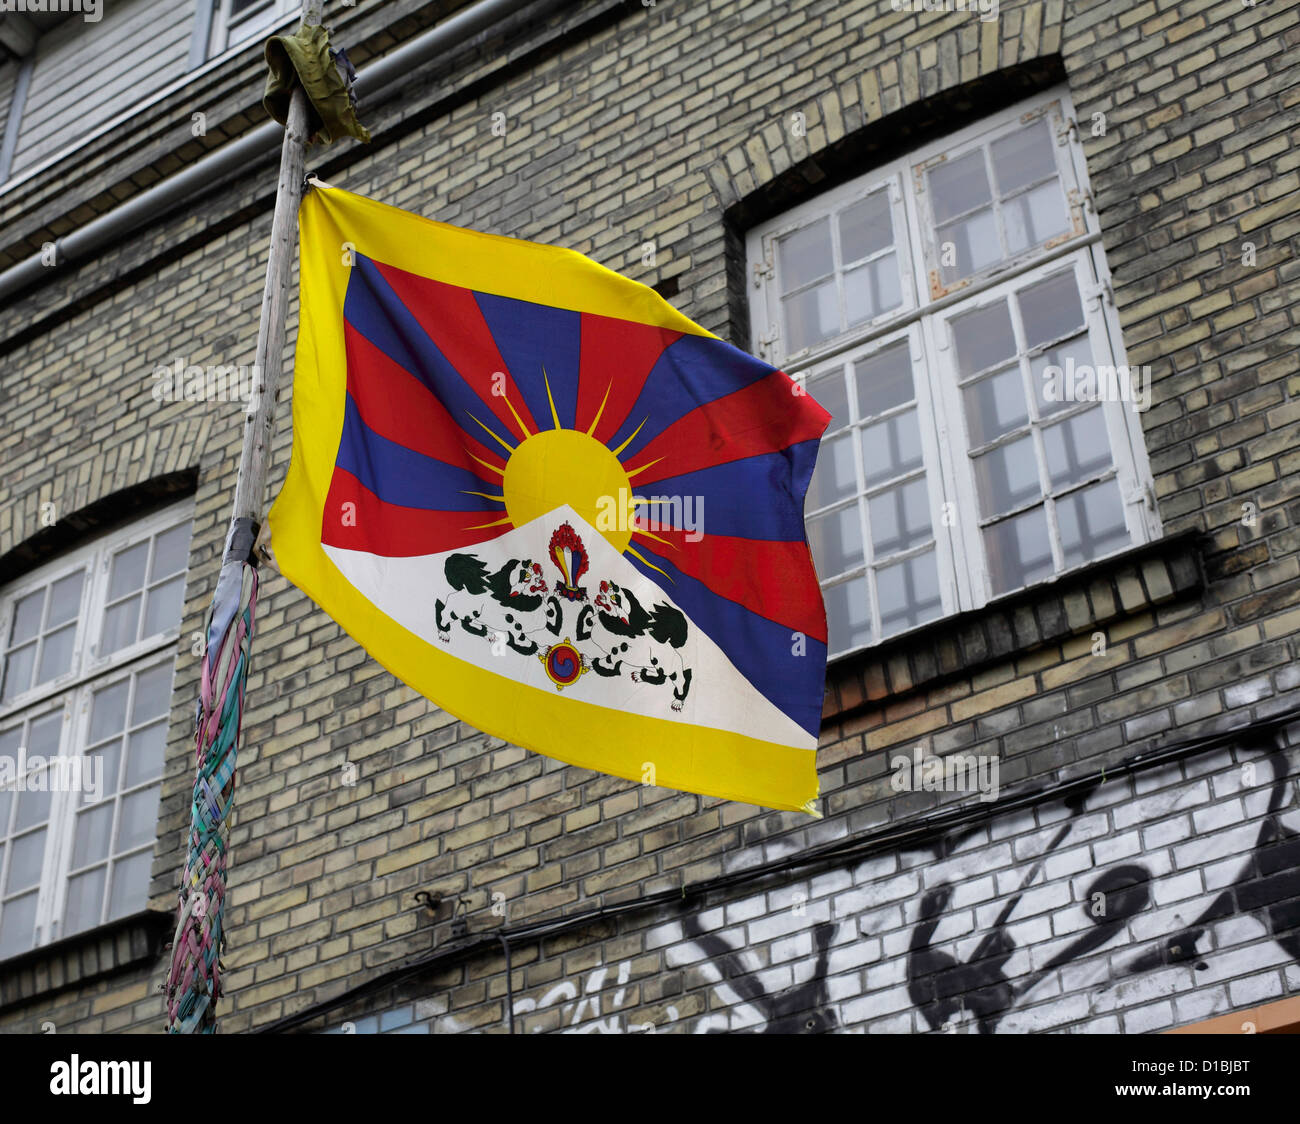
[{"x1": 266, "y1": 184, "x2": 821, "y2": 816}]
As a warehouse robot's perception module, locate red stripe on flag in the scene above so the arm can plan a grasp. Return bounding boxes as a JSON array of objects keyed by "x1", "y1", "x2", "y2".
[
  {"x1": 575, "y1": 313, "x2": 680, "y2": 445},
  {"x1": 345, "y1": 322, "x2": 507, "y2": 476},
  {"x1": 632, "y1": 527, "x2": 827, "y2": 643},
  {"x1": 322, "y1": 468, "x2": 510, "y2": 556},
  {"x1": 373, "y1": 261, "x2": 541, "y2": 441},
  {"x1": 623, "y1": 370, "x2": 830, "y2": 485}
]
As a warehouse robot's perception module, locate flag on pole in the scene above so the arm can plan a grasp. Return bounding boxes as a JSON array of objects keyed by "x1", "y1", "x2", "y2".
[{"x1": 267, "y1": 184, "x2": 831, "y2": 813}]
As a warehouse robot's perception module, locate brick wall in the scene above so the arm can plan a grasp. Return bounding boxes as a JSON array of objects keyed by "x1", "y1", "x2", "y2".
[{"x1": 0, "y1": 0, "x2": 1297, "y2": 1033}]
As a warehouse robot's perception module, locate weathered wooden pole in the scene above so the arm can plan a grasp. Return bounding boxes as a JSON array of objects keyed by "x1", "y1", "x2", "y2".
[{"x1": 165, "y1": 0, "x2": 322, "y2": 1034}]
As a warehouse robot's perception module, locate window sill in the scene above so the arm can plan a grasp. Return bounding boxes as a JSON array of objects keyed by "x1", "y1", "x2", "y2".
[
  {"x1": 0, "y1": 909, "x2": 172, "y2": 1013},
  {"x1": 822, "y1": 529, "x2": 1205, "y2": 721}
]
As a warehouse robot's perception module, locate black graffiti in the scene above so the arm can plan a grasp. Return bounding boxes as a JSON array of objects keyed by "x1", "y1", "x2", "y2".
[
  {"x1": 906, "y1": 736, "x2": 1300, "y2": 1033},
  {"x1": 682, "y1": 913, "x2": 838, "y2": 1033}
]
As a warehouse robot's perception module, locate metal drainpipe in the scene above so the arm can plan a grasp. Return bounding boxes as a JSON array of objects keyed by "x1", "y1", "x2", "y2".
[{"x1": 0, "y1": 0, "x2": 567, "y2": 305}]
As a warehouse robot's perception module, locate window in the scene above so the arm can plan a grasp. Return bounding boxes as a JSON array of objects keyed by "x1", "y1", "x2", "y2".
[
  {"x1": 749, "y1": 91, "x2": 1160, "y2": 658},
  {"x1": 0, "y1": 501, "x2": 193, "y2": 959},
  {"x1": 208, "y1": 0, "x2": 298, "y2": 55}
]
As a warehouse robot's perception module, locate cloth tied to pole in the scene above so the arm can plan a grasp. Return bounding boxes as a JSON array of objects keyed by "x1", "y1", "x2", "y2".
[
  {"x1": 165, "y1": 522, "x2": 260, "y2": 1033},
  {"x1": 263, "y1": 22, "x2": 371, "y2": 145}
]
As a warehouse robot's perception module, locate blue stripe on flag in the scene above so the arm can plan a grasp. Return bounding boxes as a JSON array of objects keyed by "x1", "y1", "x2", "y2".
[
  {"x1": 473, "y1": 292, "x2": 581, "y2": 433},
  {"x1": 633, "y1": 443, "x2": 820, "y2": 541},
  {"x1": 336, "y1": 395, "x2": 505, "y2": 513},
  {"x1": 604, "y1": 334, "x2": 776, "y2": 462},
  {"x1": 344, "y1": 255, "x2": 519, "y2": 452},
  {"x1": 626, "y1": 544, "x2": 826, "y2": 738}
]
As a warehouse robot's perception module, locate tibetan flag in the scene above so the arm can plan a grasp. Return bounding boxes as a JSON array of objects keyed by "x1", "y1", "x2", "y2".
[{"x1": 267, "y1": 184, "x2": 831, "y2": 813}]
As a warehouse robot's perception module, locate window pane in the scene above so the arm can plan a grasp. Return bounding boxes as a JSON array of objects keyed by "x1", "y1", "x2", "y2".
[
  {"x1": 64, "y1": 867, "x2": 106, "y2": 935},
  {"x1": 73, "y1": 804, "x2": 114, "y2": 869},
  {"x1": 143, "y1": 576, "x2": 186, "y2": 638},
  {"x1": 1058, "y1": 479, "x2": 1129, "y2": 568},
  {"x1": 877, "y1": 550, "x2": 943, "y2": 637},
  {"x1": 844, "y1": 254, "x2": 902, "y2": 325},
  {"x1": 150, "y1": 523, "x2": 191, "y2": 581},
  {"x1": 929, "y1": 149, "x2": 991, "y2": 223},
  {"x1": 132, "y1": 665, "x2": 173, "y2": 725},
  {"x1": 807, "y1": 368, "x2": 850, "y2": 434},
  {"x1": 47, "y1": 571, "x2": 84, "y2": 629},
  {"x1": 85, "y1": 740, "x2": 122, "y2": 804},
  {"x1": 778, "y1": 218, "x2": 833, "y2": 291},
  {"x1": 27, "y1": 713, "x2": 60, "y2": 759},
  {"x1": 824, "y1": 576, "x2": 872, "y2": 653},
  {"x1": 0, "y1": 644, "x2": 35, "y2": 702},
  {"x1": 861, "y1": 409, "x2": 923, "y2": 486},
  {"x1": 380, "y1": 1005, "x2": 415, "y2": 1032},
  {"x1": 964, "y1": 366, "x2": 1029, "y2": 446},
  {"x1": 117, "y1": 788, "x2": 161, "y2": 853},
  {"x1": 782, "y1": 282, "x2": 838, "y2": 351},
  {"x1": 6, "y1": 828, "x2": 46, "y2": 893},
  {"x1": 868, "y1": 479, "x2": 932, "y2": 558},
  {"x1": 0, "y1": 790, "x2": 10, "y2": 835},
  {"x1": 13, "y1": 783, "x2": 50, "y2": 832},
  {"x1": 840, "y1": 192, "x2": 892, "y2": 261},
  {"x1": 1032, "y1": 335, "x2": 1093, "y2": 419},
  {"x1": 102, "y1": 597, "x2": 141, "y2": 655},
  {"x1": 1004, "y1": 182, "x2": 1069, "y2": 255},
  {"x1": 984, "y1": 507, "x2": 1054, "y2": 595},
  {"x1": 126, "y1": 723, "x2": 167, "y2": 789},
  {"x1": 1044, "y1": 407, "x2": 1112, "y2": 489},
  {"x1": 937, "y1": 210, "x2": 1000, "y2": 282},
  {"x1": 1018, "y1": 270, "x2": 1084, "y2": 350},
  {"x1": 990, "y1": 120, "x2": 1058, "y2": 196},
  {"x1": 973, "y1": 434, "x2": 1041, "y2": 516},
  {"x1": 10, "y1": 590, "x2": 45, "y2": 646},
  {"x1": 36, "y1": 623, "x2": 76, "y2": 684},
  {"x1": 854, "y1": 344, "x2": 914, "y2": 418},
  {"x1": 90, "y1": 681, "x2": 130, "y2": 744},
  {"x1": 0, "y1": 890, "x2": 38, "y2": 957},
  {"x1": 952, "y1": 300, "x2": 1016, "y2": 377},
  {"x1": 808, "y1": 434, "x2": 856, "y2": 510},
  {"x1": 108, "y1": 542, "x2": 149, "y2": 601},
  {"x1": 808, "y1": 506, "x2": 864, "y2": 578},
  {"x1": 108, "y1": 850, "x2": 153, "y2": 921}
]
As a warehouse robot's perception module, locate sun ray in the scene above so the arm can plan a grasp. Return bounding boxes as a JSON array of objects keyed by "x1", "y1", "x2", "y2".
[
  {"x1": 626, "y1": 546, "x2": 674, "y2": 582},
  {"x1": 625, "y1": 458, "x2": 663, "y2": 479},
  {"x1": 461, "y1": 491, "x2": 506, "y2": 502},
  {"x1": 630, "y1": 527, "x2": 677, "y2": 550},
  {"x1": 465, "y1": 516, "x2": 516, "y2": 531},
  {"x1": 586, "y1": 381, "x2": 612, "y2": 436},
  {"x1": 500, "y1": 394, "x2": 533, "y2": 441},
  {"x1": 468, "y1": 412, "x2": 517, "y2": 455},
  {"x1": 542, "y1": 366, "x2": 562, "y2": 431},
  {"x1": 465, "y1": 448, "x2": 506, "y2": 477},
  {"x1": 611, "y1": 417, "x2": 648, "y2": 458}
]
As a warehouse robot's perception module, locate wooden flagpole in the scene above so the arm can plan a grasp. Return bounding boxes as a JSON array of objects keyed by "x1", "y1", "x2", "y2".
[
  {"x1": 165, "y1": 0, "x2": 322, "y2": 1034},
  {"x1": 234, "y1": 0, "x2": 321, "y2": 531}
]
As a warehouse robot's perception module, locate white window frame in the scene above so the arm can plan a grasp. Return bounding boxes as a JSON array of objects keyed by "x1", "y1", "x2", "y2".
[
  {"x1": 0, "y1": 498, "x2": 193, "y2": 957},
  {"x1": 53, "y1": 652, "x2": 177, "y2": 938},
  {"x1": 748, "y1": 88, "x2": 1161, "y2": 658},
  {"x1": 208, "y1": 0, "x2": 299, "y2": 57}
]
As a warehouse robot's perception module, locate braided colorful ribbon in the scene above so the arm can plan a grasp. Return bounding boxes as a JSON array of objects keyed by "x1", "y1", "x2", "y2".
[{"x1": 166, "y1": 553, "x2": 258, "y2": 1033}]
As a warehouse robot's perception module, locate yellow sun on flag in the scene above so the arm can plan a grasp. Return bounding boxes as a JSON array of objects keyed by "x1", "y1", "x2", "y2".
[{"x1": 460, "y1": 371, "x2": 669, "y2": 572}]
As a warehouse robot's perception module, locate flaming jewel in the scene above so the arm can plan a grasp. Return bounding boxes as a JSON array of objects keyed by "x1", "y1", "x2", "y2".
[{"x1": 548, "y1": 522, "x2": 590, "y2": 601}]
